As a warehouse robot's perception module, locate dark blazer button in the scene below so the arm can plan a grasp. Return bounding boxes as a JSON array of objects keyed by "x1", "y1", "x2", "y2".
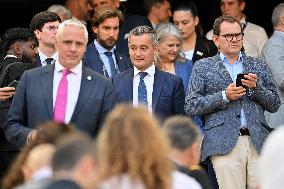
[{"x1": 237, "y1": 115, "x2": 240, "y2": 118}]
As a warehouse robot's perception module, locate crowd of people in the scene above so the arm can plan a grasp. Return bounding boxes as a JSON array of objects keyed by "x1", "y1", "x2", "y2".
[{"x1": 0, "y1": 0, "x2": 283, "y2": 189}]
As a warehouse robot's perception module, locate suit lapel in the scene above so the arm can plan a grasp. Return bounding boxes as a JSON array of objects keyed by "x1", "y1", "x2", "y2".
[
  {"x1": 114, "y1": 49, "x2": 123, "y2": 72},
  {"x1": 214, "y1": 55, "x2": 234, "y2": 84},
  {"x1": 40, "y1": 64, "x2": 54, "y2": 118},
  {"x1": 89, "y1": 43, "x2": 105, "y2": 75},
  {"x1": 124, "y1": 69, "x2": 134, "y2": 101},
  {"x1": 35, "y1": 54, "x2": 41, "y2": 67},
  {"x1": 152, "y1": 68, "x2": 165, "y2": 111},
  {"x1": 71, "y1": 66, "x2": 94, "y2": 121},
  {"x1": 242, "y1": 53, "x2": 253, "y2": 73}
]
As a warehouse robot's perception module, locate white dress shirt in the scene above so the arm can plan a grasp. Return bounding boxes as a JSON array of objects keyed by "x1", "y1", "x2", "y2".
[
  {"x1": 53, "y1": 61, "x2": 82, "y2": 123},
  {"x1": 133, "y1": 64, "x2": 155, "y2": 112},
  {"x1": 38, "y1": 49, "x2": 58, "y2": 66}
]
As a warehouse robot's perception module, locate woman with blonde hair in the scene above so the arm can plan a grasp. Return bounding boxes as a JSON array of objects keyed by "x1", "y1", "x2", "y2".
[
  {"x1": 155, "y1": 22, "x2": 192, "y2": 93},
  {"x1": 96, "y1": 104, "x2": 201, "y2": 189}
]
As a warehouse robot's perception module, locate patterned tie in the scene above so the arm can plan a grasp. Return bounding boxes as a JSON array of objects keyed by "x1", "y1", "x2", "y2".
[
  {"x1": 138, "y1": 72, "x2": 148, "y2": 105},
  {"x1": 53, "y1": 69, "x2": 70, "y2": 123},
  {"x1": 104, "y1": 51, "x2": 117, "y2": 77},
  {"x1": 45, "y1": 58, "x2": 54, "y2": 65}
]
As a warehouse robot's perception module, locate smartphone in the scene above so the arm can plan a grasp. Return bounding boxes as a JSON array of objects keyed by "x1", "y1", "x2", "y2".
[
  {"x1": 7, "y1": 80, "x2": 19, "y2": 89},
  {"x1": 236, "y1": 73, "x2": 247, "y2": 88}
]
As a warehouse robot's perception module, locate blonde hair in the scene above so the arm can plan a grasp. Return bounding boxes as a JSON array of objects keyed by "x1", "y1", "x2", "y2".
[
  {"x1": 97, "y1": 104, "x2": 172, "y2": 189},
  {"x1": 155, "y1": 23, "x2": 185, "y2": 69}
]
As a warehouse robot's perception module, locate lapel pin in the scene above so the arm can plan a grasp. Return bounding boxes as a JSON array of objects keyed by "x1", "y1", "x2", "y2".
[
  {"x1": 87, "y1": 76, "x2": 92, "y2": 80},
  {"x1": 196, "y1": 51, "x2": 203, "y2": 56},
  {"x1": 119, "y1": 56, "x2": 122, "y2": 60}
]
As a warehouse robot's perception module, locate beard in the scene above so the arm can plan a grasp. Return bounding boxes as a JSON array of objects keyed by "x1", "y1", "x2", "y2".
[{"x1": 97, "y1": 36, "x2": 117, "y2": 50}]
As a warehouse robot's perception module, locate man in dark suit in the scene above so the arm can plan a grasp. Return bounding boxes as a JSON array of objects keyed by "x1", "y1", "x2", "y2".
[
  {"x1": 83, "y1": 7, "x2": 131, "y2": 78},
  {"x1": 30, "y1": 11, "x2": 61, "y2": 67},
  {"x1": 46, "y1": 134, "x2": 97, "y2": 189},
  {"x1": 88, "y1": 0, "x2": 152, "y2": 58},
  {"x1": 0, "y1": 27, "x2": 38, "y2": 181},
  {"x1": 112, "y1": 26, "x2": 185, "y2": 121},
  {"x1": 163, "y1": 115, "x2": 213, "y2": 189},
  {"x1": 3, "y1": 19, "x2": 116, "y2": 148}
]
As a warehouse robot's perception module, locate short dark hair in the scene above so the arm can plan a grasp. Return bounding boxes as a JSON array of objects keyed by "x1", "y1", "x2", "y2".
[
  {"x1": 163, "y1": 115, "x2": 201, "y2": 151},
  {"x1": 0, "y1": 27, "x2": 37, "y2": 57},
  {"x1": 52, "y1": 134, "x2": 96, "y2": 172},
  {"x1": 92, "y1": 7, "x2": 123, "y2": 27},
  {"x1": 144, "y1": 0, "x2": 167, "y2": 15},
  {"x1": 212, "y1": 15, "x2": 242, "y2": 35},
  {"x1": 30, "y1": 11, "x2": 61, "y2": 31},
  {"x1": 128, "y1": 25, "x2": 158, "y2": 46}
]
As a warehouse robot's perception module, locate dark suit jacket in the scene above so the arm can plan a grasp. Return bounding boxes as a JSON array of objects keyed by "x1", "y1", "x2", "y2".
[
  {"x1": 83, "y1": 42, "x2": 131, "y2": 76},
  {"x1": 176, "y1": 164, "x2": 213, "y2": 189},
  {"x1": 45, "y1": 179, "x2": 82, "y2": 189},
  {"x1": 112, "y1": 67, "x2": 185, "y2": 121},
  {"x1": 116, "y1": 14, "x2": 152, "y2": 58},
  {"x1": 0, "y1": 57, "x2": 24, "y2": 151},
  {"x1": 192, "y1": 33, "x2": 217, "y2": 64},
  {"x1": 3, "y1": 64, "x2": 116, "y2": 148}
]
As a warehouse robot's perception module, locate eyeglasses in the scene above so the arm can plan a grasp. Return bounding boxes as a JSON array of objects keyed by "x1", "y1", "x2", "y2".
[
  {"x1": 44, "y1": 26, "x2": 58, "y2": 32},
  {"x1": 219, "y1": 32, "x2": 244, "y2": 42}
]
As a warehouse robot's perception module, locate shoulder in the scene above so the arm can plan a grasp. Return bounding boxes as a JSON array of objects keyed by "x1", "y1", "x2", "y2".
[
  {"x1": 157, "y1": 69, "x2": 182, "y2": 83},
  {"x1": 246, "y1": 22, "x2": 267, "y2": 34}
]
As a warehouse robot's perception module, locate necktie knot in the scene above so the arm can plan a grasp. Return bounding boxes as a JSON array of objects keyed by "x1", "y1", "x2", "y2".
[
  {"x1": 139, "y1": 72, "x2": 147, "y2": 80},
  {"x1": 104, "y1": 51, "x2": 113, "y2": 57},
  {"x1": 62, "y1": 69, "x2": 71, "y2": 76},
  {"x1": 45, "y1": 58, "x2": 54, "y2": 65}
]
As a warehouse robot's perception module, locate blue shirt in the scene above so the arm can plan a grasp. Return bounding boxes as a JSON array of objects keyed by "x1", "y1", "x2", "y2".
[
  {"x1": 220, "y1": 52, "x2": 247, "y2": 128},
  {"x1": 94, "y1": 40, "x2": 117, "y2": 76}
]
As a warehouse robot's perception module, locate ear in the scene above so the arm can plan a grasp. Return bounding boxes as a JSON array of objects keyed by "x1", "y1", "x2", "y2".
[
  {"x1": 212, "y1": 35, "x2": 220, "y2": 49},
  {"x1": 113, "y1": 0, "x2": 120, "y2": 9},
  {"x1": 14, "y1": 42, "x2": 23, "y2": 56},
  {"x1": 92, "y1": 26, "x2": 98, "y2": 35},
  {"x1": 194, "y1": 16, "x2": 200, "y2": 27},
  {"x1": 34, "y1": 29, "x2": 41, "y2": 40},
  {"x1": 240, "y1": 1, "x2": 245, "y2": 12}
]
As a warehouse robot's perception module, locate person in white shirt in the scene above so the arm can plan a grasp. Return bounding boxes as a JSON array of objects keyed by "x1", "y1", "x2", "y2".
[{"x1": 206, "y1": 0, "x2": 268, "y2": 58}]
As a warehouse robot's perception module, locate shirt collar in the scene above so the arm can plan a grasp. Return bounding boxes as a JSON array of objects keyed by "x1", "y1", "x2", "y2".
[
  {"x1": 4, "y1": 54, "x2": 18, "y2": 59},
  {"x1": 94, "y1": 39, "x2": 116, "y2": 54},
  {"x1": 38, "y1": 49, "x2": 58, "y2": 63},
  {"x1": 55, "y1": 60, "x2": 82, "y2": 75},
  {"x1": 133, "y1": 63, "x2": 155, "y2": 77},
  {"x1": 220, "y1": 52, "x2": 243, "y2": 63}
]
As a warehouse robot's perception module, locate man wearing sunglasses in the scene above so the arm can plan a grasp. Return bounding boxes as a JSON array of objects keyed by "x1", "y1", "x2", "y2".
[
  {"x1": 30, "y1": 11, "x2": 61, "y2": 67},
  {"x1": 185, "y1": 15, "x2": 280, "y2": 189}
]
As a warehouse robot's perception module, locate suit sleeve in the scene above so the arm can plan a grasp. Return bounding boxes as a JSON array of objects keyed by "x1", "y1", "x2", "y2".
[
  {"x1": 184, "y1": 62, "x2": 227, "y2": 116},
  {"x1": 96, "y1": 79, "x2": 116, "y2": 131},
  {"x1": 250, "y1": 59, "x2": 280, "y2": 113},
  {"x1": 4, "y1": 71, "x2": 32, "y2": 148}
]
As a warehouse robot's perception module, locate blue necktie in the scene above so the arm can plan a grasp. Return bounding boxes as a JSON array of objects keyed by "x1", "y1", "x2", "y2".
[
  {"x1": 138, "y1": 72, "x2": 148, "y2": 105},
  {"x1": 104, "y1": 51, "x2": 117, "y2": 77}
]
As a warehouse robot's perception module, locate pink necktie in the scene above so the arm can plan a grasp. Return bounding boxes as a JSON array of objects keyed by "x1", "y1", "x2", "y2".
[{"x1": 53, "y1": 69, "x2": 70, "y2": 123}]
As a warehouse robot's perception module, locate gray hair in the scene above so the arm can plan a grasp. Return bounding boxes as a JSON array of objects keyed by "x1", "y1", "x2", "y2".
[
  {"x1": 155, "y1": 22, "x2": 185, "y2": 63},
  {"x1": 128, "y1": 25, "x2": 158, "y2": 46},
  {"x1": 56, "y1": 19, "x2": 88, "y2": 43},
  {"x1": 47, "y1": 4, "x2": 72, "y2": 21},
  {"x1": 272, "y1": 3, "x2": 284, "y2": 28},
  {"x1": 162, "y1": 115, "x2": 202, "y2": 151}
]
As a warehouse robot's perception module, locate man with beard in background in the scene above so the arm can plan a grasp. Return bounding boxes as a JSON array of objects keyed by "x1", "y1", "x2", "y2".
[{"x1": 83, "y1": 7, "x2": 131, "y2": 78}]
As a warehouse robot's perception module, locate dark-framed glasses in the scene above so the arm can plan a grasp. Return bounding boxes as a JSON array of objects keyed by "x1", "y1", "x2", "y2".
[
  {"x1": 219, "y1": 32, "x2": 244, "y2": 42},
  {"x1": 45, "y1": 26, "x2": 58, "y2": 32}
]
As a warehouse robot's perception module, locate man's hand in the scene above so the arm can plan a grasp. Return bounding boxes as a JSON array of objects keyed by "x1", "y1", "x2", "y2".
[
  {"x1": 225, "y1": 83, "x2": 246, "y2": 101},
  {"x1": 0, "y1": 87, "x2": 15, "y2": 101},
  {"x1": 242, "y1": 73, "x2": 258, "y2": 89}
]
